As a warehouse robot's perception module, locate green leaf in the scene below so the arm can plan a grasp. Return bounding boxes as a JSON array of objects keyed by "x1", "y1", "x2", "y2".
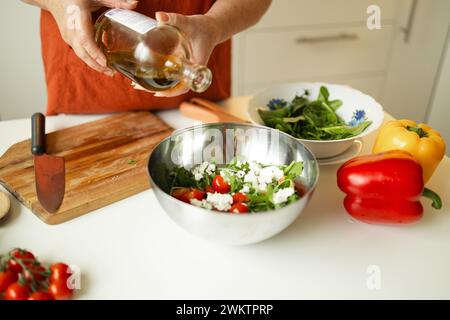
[
  {"x1": 318, "y1": 86, "x2": 330, "y2": 102},
  {"x1": 283, "y1": 116, "x2": 304, "y2": 123},
  {"x1": 283, "y1": 161, "x2": 303, "y2": 180},
  {"x1": 328, "y1": 99, "x2": 343, "y2": 111},
  {"x1": 320, "y1": 121, "x2": 372, "y2": 139},
  {"x1": 170, "y1": 166, "x2": 197, "y2": 191}
]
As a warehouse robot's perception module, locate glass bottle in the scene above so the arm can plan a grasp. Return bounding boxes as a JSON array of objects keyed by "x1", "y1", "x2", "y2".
[{"x1": 95, "y1": 9, "x2": 212, "y2": 93}]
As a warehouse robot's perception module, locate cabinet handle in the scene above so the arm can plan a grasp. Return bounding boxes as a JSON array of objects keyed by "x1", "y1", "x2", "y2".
[
  {"x1": 401, "y1": 0, "x2": 418, "y2": 43},
  {"x1": 296, "y1": 33, "x2": 359, "y2": 44}
]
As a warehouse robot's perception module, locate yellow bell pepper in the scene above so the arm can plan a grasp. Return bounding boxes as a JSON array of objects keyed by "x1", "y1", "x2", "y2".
[{"x1": 373, "y1": 120, "x2": 446, "y2": 183}]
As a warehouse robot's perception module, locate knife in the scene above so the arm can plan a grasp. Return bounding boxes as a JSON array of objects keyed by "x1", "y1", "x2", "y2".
[{"x1": 31, "y1": 113, "x2": 65, "y2": 213}]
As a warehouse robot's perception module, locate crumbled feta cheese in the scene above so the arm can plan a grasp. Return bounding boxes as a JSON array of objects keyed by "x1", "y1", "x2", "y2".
[
  {"x1": 244, "y1": 164, "x2": 285, "y2": 192},
  {"x1": 249, "y1": 161, "x2": 261, "y2": 173},
  {"x1": 190, "y1": 198, "x2": 213, "y2": 210},
  {"x1": 236, "y1": 170, "x2": 246, "y2": 178},
  {"x1": 272, "y1": 188, "x2": 295, "y2": 205},
  {"x1": 206, "y1": 193, "x2": 233, "y2": 211},
  {"x1": 258, "y1": 166, "x2": 284, "y2": 184},
  {"x1": 205, "y1": 163, "x2": 216, "y2": 175},
  {"x1": 191, "y1": 162, "x2": 216, "y2": 181},
  {"x1": 257, "y1": 182, "x2": 267, "y2": 192},
  {"x1": 240, "y1": 185, "x2": 250, "y2": 194},
  {"x1": 244, "y1": 170, "x2": 258, "y2": 186}
]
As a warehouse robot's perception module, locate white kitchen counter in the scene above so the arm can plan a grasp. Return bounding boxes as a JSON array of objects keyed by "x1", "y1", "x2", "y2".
[{"x1": 0, "y1": 98, "x2": 449, "y2": 299}]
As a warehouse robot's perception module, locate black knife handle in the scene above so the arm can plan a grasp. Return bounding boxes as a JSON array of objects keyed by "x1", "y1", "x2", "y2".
[{"x1": 31, "y1": 113, "x2": 45, "y2": 155}]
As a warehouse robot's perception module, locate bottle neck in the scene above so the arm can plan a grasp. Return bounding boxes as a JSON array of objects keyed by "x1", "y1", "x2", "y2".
[{"x1": 179, "y1": 60, "x2": 212, "y2": 93}]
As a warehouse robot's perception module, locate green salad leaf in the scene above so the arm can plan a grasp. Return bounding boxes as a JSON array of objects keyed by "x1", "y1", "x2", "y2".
[{"x1": 258, "y1": 86, "x2": 372, "y2": 140}]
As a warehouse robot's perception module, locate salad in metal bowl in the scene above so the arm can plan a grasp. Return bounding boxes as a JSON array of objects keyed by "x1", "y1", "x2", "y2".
[{"x1": 168, "y1": 159, "x2": 304, "y2": 213}]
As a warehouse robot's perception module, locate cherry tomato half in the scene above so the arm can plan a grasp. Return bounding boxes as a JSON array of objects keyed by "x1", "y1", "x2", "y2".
[
  {"x1": 232, "y1": 192, "x2": 249, "y2": 203},
  {"x1": 212, "y1": 175, "x2": 231, "y2": 194},
  {"x1": 229, "y1": 202, "x2": 249, "y2": 214},
  {"x1": 50, "y1": 263, "x2": 70, "y2": 282},
  {"x1": 0, "y1": 270, "x2": 18, "y2": 293},
  {"x1": 28, "y1": 291, "x2": 54, "y2": 300},
  {"x1": 171, "y1": 188, "x2": 205, "y2": 203},
  {"x1": 7, "y1": 249, "x2": 35, "y2": 273},
  {"x1": 49, "y1": 279, "x2": 74, "y2": 300},
  {"x1": 190, "y1": 189, "x2": 206, "y2": 201},
  {"x1": 5, "y1": 282, "x2": 30, "y2": 300}
]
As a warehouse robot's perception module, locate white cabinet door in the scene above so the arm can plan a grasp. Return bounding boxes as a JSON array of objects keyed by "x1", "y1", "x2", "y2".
[
  {"x1": 240, "y1": 26, "x2": 393, "y2": 89},
  {"x1": 381, "y1": 0, "x2": 450, "y2": 121}
]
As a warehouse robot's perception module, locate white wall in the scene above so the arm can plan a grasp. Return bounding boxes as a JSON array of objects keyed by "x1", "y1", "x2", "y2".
[
  {"x1": 0, "y1": 1, "x2": 46, "y2": 120},
  {"x1": 428, "y1": 24, "x2": 450, "y2": 154}
]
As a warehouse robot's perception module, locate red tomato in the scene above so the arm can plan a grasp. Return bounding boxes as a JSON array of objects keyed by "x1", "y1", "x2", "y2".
[
  {"x1": 229, "y1": 202, "x2": 249, "y2": 214},
  {"x1": 28, "y1": 291, "x2": 54, "y2": 300},
  {"x1": 7, "y1": 249, "x2": 35, "y2": 273},
  {"x1": 171, "y1": 188, "x2": 205, "y2": 203},
  {"x1": 49, "y1": 263, "x2": 70, "y2": 282},
  {"x1": 232, "y1": 192, "x2": 249, "y2": 203},
  {"x1": 49, "y1": 279, "x2": 73, "y2": 300},
  {"x1": 205, "y1": 185, "x2": 215, "y2": 194},
  {"x1": 25, "y1": 265, "x2": 48, "y2": 283},
  {"x1": 0, "y1": 270, "x2": 18, "y2": 292},
  {"x1": 212, "y1": 175, "x2": 231, "y2": 194},
  {"x1": 190, "y1": 189, "x2": 206, "y2": 201},
  {"x1": 5, "y1": 282, "x2": 30, "y2": 300},
  {"x1": 171, "y1": 188, "x2": 192, "y2": 203}
]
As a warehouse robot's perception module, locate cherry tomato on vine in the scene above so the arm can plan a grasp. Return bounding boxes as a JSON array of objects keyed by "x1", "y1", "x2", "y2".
[
  {"x1": 28, "y1": 291, "x2": 54, "y2": 300},
  {"x1": 7, "y1": 249, "x2": 35, "y2": 273},
  {"x1": 49, "y1": 279, "x2": 73, "y2": 300},
  {"x1": 5, "y1": 282, "x2": 30, "y2": 300},
  {"x1": 229, "y1": 202, "x2": 249, "y2": 214},
  {"x1": 24, "y1": 265, "x2": 48, "y2": 283},
  {"x1": 0, "y1": 270, "x2": 18, "y2": 292},
  {"x1": 232, "y1": 192, "x2": 249, "y2": 203},
  {"x1": 212, "y1": 175, "x2": 231, "y2": 194},
  {"x1": 49, "y1": 263, "x2": 70, "y2": 282}
]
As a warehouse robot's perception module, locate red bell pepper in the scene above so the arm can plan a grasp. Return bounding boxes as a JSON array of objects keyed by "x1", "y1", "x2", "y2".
[{"x1": 337, "y1": 150, "x2": 442, "y2": 225}]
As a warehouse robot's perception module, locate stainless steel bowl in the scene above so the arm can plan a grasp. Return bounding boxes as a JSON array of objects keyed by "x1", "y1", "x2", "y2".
[{"x1": 148, "y1": 123, "x2": 319, "y2": 245}]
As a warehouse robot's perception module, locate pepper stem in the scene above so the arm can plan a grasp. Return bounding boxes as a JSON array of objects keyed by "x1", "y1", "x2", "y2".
[
  {"x1": 423, "y1": 188, "x2": 442, "y2": 209},
  {"x1": 407, "y1": 126, "x2": 428, "y2": 138}
]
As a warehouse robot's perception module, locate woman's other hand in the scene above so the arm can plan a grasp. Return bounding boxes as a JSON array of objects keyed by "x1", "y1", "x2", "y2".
[{"x1": 46, "y1": 0, "x2": 138, "y2": 76}]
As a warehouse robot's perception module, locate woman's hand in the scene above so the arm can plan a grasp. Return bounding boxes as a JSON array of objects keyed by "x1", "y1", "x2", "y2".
[
  {"x1": 132, "y1": 12, "x2": 221, "y2": 97},
  {"x1": 46, "y1": 0, "x2": 138, "y2": 76}
]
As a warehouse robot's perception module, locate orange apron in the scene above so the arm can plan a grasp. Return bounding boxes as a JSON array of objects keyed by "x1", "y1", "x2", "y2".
[{"x1": 40, "y1": 1, "x2": 231, "y2": 115}]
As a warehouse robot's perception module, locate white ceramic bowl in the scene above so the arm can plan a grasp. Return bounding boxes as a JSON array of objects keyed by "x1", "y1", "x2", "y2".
[{"x1": 247, "y1": 82, "x2": 384, "y2": 158}]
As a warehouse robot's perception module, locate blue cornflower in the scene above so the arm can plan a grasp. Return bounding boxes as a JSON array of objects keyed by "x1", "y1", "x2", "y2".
[
  {"x1": 348, "y1": 109, "x2": 366, "y2": 127},
  {"x1": 267, "y1": 98, "x2": 287, "y2": 110}
]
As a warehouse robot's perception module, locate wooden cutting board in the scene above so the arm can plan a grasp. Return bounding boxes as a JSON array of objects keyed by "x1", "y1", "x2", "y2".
[{"x1": 0, "y1": 112, "x2": 173, "y2": 225}]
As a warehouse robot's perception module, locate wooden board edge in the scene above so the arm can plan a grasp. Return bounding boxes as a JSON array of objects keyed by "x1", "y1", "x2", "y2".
[{"x1": 36, "y1": 181, "x2": 152, "y2": 225}]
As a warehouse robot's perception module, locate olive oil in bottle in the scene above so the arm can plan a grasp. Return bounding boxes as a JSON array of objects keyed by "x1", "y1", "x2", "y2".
[{"x1": 95, "y1": 9, "x2": 212, "y2": 93}]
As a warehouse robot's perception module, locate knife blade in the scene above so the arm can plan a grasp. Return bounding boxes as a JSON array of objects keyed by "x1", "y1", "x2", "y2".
[{"x1": 31, "y1": 113, "x2": 65, "y2": 213}]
